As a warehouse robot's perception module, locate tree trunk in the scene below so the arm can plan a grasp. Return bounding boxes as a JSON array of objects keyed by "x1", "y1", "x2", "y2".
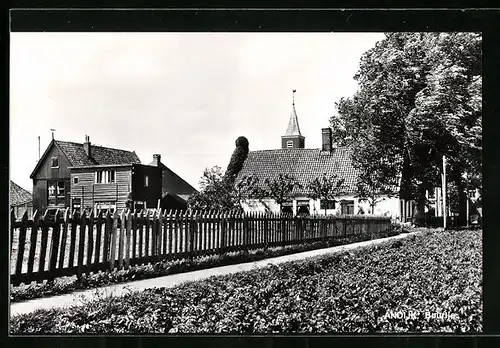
[
  {"x1": 413, "y1": 185, "x2": 427, "y2": 227},
  {"x1": 399, "y1": 151, "x2": 413, "y2": 201}
]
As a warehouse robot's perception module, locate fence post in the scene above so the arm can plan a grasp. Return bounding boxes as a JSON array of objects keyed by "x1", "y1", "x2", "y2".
[
  {"x1": 86, "y1": 210, "x2": 95, "y2": 272},
  {"x1": 10, "y1": 208, "x2": 16, "y2": 255},
  {"x1": 58, "y1": 208, "x2": 70, "y2": 270},
  {"x1": 48, "y1": 209, "x2": 62, "y2": 282},
  {"x1": 26, "y1": 210, "x2": 40, "y2": 277},
  {"x1": 221, "y1": 211, "x2": 227, "y2": 252},
  {"x1": 242, "y1": 212, "x2": 249, "y2": 250},
  {"x1": 108, "y1": 210, "x2": 118, "y2": 271},
  {"x1": 263, "y1": 212, "x2": 269, "y2": 250},
  {"x1": 77, "y1": 210, "x2": 87, "y2": 279},
  {"x1": 14, "y1": 211, "x2": 29, "y2": 281},
  {"x1": 190, "y1": 210, "x2": 197, "y2": 256},
  {"x1": 118, "y1": 209, "x2": 126, "y2": 270},
  {"x1": 38, "y1": 210, "x2": 50, "y2": 275},
  {"x1": 124, "y1": 209, "x2": 132, "y2": 269},
  {"x1": 157, "y1": 208, "x2": 164, "y2": 257}
]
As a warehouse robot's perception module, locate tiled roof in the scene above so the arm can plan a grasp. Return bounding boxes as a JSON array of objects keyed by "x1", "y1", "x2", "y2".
[
  {"x1": 284, "y1": 104, "x2": 302, "y2": 136},
  {"x1": 56, "y1": 141, "x2": 141, "y2": 167},
  {"x1": 236, "y1": 147, "x2": 361, "y2": 196},
  {"x1": 10, "y1": 180, "x2": 32, "y2": 206}
]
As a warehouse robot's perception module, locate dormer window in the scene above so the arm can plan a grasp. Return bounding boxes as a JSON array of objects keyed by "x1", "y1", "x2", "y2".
[{"x1": 51, "y1": 156, "x2": 59, "y2": 168}]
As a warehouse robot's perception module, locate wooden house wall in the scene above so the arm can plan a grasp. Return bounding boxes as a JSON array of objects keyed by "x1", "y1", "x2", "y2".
[
  {"x1": 31, "y1": 143, "x2": 72, "y2": 212},
  {"x1": 32, "y1": 144, "x2": 72, "y2": 180},
  {"x1": 32, "y1": 180, "x2": 47, "y2": 213},
  {"x1": 70, "y1": 167, "x2": 132, "y2": 210}
]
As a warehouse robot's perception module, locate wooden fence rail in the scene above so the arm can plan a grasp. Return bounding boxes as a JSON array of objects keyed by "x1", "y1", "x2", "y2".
[{"x1": 10, "y1": 208, "x2": 391, "y2": 286}]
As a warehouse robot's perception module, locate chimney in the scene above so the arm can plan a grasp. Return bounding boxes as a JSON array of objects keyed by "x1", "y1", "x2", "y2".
[
  {"x1": 153, "y1": 154, "x2": 161, "y2": 167},
  {"x1": 83, "y1": 135, "x2": 91, "y2": 158},
  {"x1": 321, "y1": 128, "x2": 333, "y2": 152}
]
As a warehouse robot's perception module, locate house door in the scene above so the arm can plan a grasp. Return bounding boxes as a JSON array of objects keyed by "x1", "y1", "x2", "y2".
[{"x1": 296, "y1": 200, "x2": 310, "y2": 216}]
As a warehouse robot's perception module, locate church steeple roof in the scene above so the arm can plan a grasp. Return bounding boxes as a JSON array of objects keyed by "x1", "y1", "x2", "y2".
[{"x1": 285, "y1": 89, "x2": 302, "y2": 136}]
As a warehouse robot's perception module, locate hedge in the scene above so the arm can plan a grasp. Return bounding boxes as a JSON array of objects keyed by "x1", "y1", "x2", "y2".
[{"x1": 10, "y1": 228, "x2": 481, "y2": 333}]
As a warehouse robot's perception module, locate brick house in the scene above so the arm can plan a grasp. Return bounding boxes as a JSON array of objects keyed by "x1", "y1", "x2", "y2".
[{"x1": 236, "y1": 93, "x2": 414, "y2": 220}]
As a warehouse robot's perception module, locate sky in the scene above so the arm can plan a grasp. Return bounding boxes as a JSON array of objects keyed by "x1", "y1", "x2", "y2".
[{"x1": 10, "y1": 32, "x2": 385, "y2": 191}]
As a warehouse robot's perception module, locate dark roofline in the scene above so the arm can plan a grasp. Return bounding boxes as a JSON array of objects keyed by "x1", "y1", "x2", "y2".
[
  {"x1": 154, "y1": 161, "x2": 197, "y2": 193},
  {"x1": 69, "y1": 163, "x2": 133, "y2": 170},
  {"x1": 69, "y1": 163, "x2": 160, "y2": 170}
]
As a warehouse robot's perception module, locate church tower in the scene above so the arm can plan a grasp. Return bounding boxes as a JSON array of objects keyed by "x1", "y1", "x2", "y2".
[{"x1": 281, "y1": 89, "x2": 305, "y2": 149}]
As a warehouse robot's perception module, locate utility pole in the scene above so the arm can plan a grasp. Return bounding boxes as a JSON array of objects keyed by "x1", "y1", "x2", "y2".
[
  {"x1": 442, "y1": 155, "x2": 447, "y2": 230},
  {"x1": 463, "y1": 171, "x2": 469, "y2": 228}
]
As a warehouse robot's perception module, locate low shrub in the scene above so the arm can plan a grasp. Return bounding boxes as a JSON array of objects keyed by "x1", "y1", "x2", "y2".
[
  {"x1": 11, "y1": 228, "x2": 398, "y2": 303},
  {"x1": 11, "y1": 228, "x2": 481, "y2": 334}
]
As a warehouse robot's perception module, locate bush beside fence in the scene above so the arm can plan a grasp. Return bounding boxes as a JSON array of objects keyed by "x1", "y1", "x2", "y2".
[{"x1": 10, "y1": 208, "x2": 391, "y2": 286}]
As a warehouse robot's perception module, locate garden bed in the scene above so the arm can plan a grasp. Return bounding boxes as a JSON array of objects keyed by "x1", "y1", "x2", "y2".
[
  {"x1": 10, "y1": 228, "x2": 481, "y2": 333},
  {"x1": 10, "y1": 227, "x2": 401, "y2": 303}
]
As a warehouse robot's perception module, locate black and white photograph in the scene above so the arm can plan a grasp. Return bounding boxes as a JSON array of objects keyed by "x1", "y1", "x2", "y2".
[{"x1": 9, "y1": 25, "x2": 482, "y2": 334}]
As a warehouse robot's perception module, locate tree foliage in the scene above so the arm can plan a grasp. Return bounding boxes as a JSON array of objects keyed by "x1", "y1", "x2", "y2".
[
  {"x1": 224, "y1": 136, "x2": 250, "y2": 186},
  {"x1": 189, "y1": 137, "x2": 251, "y2": 212},
  {"x1": 263, "y1": 174, "x2": 302, "y2": 212},
  {"x1": 331, "y1": 32, "x2": 482, "y2": 224},
  {"x1": 187, "y1": 166, "x2": 240, "y2": 212},
  {"x1": 307, "y1": 173, "x2": 345, "y2": 215}
]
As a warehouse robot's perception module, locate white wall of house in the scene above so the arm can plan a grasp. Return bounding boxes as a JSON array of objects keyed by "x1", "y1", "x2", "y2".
[
  {"x1": 241, "y1": 198, "x2": 281, "y2": 214},
  {"x1": 241, "y1": 194, "x2": 402, "y2": 219},
  {"x1": 355, "y1": 196, "x2": 401, "y2": 219}
]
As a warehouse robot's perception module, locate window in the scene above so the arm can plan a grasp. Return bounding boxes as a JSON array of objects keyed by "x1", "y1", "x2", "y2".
[
  {"x1": 47, "y1": 180, "x2": 66, "y2": 206},
  {"x1": 340, "y1": 200, "x2": 355, "y2": 215},
  {"x1": 95, "y1": 171, "x2": 103, "y2": 183},
  {"x1": 48, "y1": 183, "x2": 56, "y2": 197},
  {"x1": 144, "y1": 175, "x2": 149, "y2": 187},
  {"x1": 320, "y1": 200, "x2": 336, "y2": 210},
  {"x1": 73, "y1": 177, "x2": 79, "y2": 185},
  {"x1": 57, "y1": 181, "x2": 65, "y2": 197},
  {"x1": 51, "y1": 156, "x2": 59, "y2": 168},
  {"x1": 95, "y1": 170, "x2": 116, "y2": 184},
  {"x1": 287, "y1": 140, "x2": 293, "y2": 148},
  {"x1": 108, "y1": 170, "x2": 115, "y2": 183}
]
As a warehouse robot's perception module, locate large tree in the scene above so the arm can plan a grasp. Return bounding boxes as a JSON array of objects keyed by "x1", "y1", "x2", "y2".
[
  {"x1": 331, "y1": 32, "x2": 482, "y2": 225},
  {"x1": 188, "y1": 136, "x2": 252, "y2": 212},
  {"x1": 187, "y1": 166, "x2": 239, "y2": 212}
]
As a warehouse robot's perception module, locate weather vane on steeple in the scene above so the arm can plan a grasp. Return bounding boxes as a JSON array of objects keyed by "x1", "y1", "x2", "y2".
[{"x1": 292, "y1": 89, "x2": 296, "y2": 106}]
